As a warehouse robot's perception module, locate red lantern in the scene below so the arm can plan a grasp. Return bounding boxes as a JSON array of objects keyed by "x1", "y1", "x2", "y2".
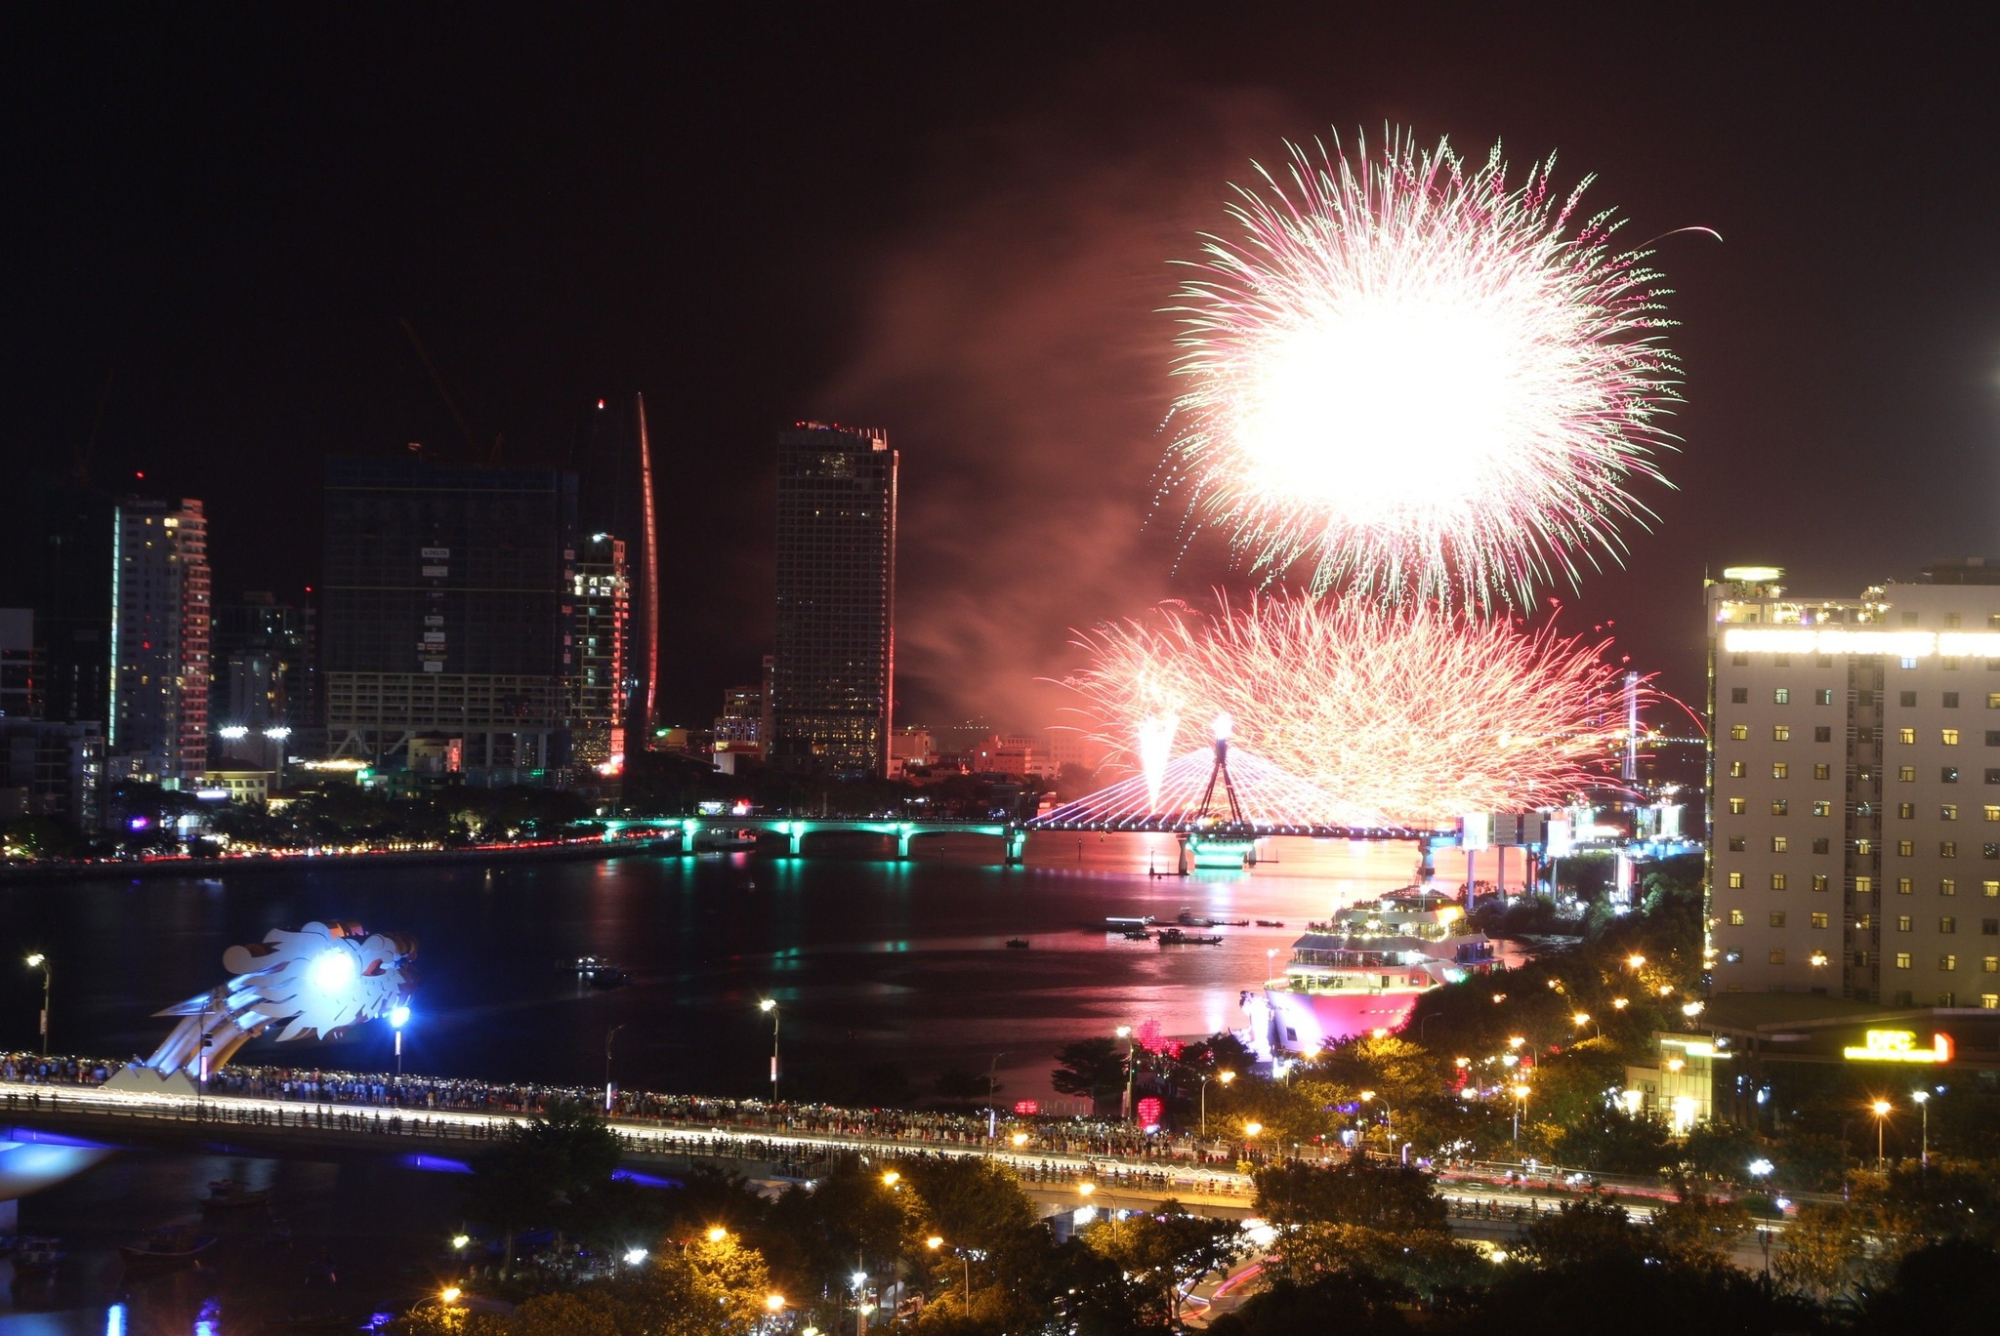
[{"x1": 1136, "y1": 1097, "x2": 1164, "y2": 1128}]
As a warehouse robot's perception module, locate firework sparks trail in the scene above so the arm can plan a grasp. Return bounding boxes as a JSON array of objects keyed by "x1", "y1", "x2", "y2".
[
  {"x1": 1164, "y1": 129, "x2": 1680, "y2": 608},
  {"x1": 1062, "y1": 593, "x2": 1644, "y2": 827}
]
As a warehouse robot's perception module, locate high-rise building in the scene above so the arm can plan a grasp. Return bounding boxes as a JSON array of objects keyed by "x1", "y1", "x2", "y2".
[
  {"x1": 109, "y1": 498, "x2": 211, "y2": 788},
  {"x1": 0, "y1": 718, "x2": 103, "y2": 828},
  {"x1": 770, "y1": 424, "x2": 898, "y2": 776},
  {"x1": 0, "y1": 608, "x2": 34, "y2": 718},
  {"x1": 1707, "y1": 560, "x2": 2000, "y2": 1008},
  {"x1": 210, "y1": 592, "x2": 312, "y2": 734},
  {"x1": 712, "y1": 658, "x2": 772, "y2": 775},
  {"x1": 575, "y1": 395, "x2": 661, "y2": 749},
  {"x1": 568, "y1": 533, "x2": 629, "y2": 771},
  {"x1": 0, "y1": 473, "x2": 115, "y2": 727},
  {"x1": 321, "y1": 456, "x2": 576, "y2": 783}
]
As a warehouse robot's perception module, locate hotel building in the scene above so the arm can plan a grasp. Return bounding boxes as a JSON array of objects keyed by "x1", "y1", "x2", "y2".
[{"x1": 1709, "y1": 560, "x2": 2000, "y2": 1008}]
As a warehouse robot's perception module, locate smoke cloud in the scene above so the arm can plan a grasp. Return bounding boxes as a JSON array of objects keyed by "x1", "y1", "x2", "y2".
[{"x1": 811, "y1": 78, "x2": 1296, "y2": 741}]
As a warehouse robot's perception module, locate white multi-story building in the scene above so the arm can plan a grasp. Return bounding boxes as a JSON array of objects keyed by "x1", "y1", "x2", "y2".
[{"x1": 1709, "y1": 561, "x2": 2000, "y2": 1008}]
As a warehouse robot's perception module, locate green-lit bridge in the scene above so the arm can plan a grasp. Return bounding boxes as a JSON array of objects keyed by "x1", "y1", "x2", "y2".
[{"x1": 602, "y1": 816, "x2": 1028, "y2": 863}]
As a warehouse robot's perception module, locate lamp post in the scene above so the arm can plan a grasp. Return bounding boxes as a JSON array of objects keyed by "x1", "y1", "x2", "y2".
[
  {"x1": 1871, "y1": 1099, "x2": 1892, "y2": 1167},
  {"x1": 604, "y1": 1022, "x2": 625, "y2": 1113},
  {"x1": 759, "y1": 999, "x2": 780, "y2": 1104},
  {"x1": 391, "y1": 1004, "x2": 411, "y2": 1077},
  {"x1": 264, "y1": 725, "x2": 292, "y2": 793},
  {"x1": 1201, "y1": 1070, "x2": 1235, "y2": 1137},
  {"x1": 925, "y1": 1235, "x2": 971, "y2": 1307},
  {"x1": 1910, "y1": 1090, "x2": 1930, "y2": 1168},
  {"x1": 1572, "y1": 1011, "x2": 1598, "y2": 1040},
  {"x1": 1512, "y1": 1084, "x2": 1531, "y2": 1145},
  {"x1": 1115, "y1": 1025, "x2": 1135, "y2": 1121},
  {"x1": 24, "y1": 954, "x2": 49, "y2": 1055},
  {"x1": 986, "y1": 1051, "x2": 1009, "y2": 1139}
]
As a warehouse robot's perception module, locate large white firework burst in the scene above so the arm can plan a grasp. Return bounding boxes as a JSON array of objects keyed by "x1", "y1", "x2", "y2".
[{"x1": 1165, "y1": 129, "x2": 1679, "y2": 608}]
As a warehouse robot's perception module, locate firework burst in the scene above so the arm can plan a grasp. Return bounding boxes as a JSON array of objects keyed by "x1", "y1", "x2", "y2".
[
  {"x1": 1064, "y1": 593, "x2": 1639, "y2": 826},
  {"x1": 1165, "y1": 129, "x2": 1679, "y2": 608}
]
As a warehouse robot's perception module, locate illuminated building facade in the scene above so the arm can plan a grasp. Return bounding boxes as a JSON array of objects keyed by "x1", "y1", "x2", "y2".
[
  {"x1": 576, "y1": 395, "x2": 660, "y2": 749},
  {"x1": 322, "y1": 457, "x2": 574, "y2": 783},
  {"x1": 109, "y1": 497, "x2": 211, "y2": 788},
  {"x1": 1709, "y1": 561, "x2": 2000, "y2": 1007},
  {"x1": 771, "y1": 424, "x2": 897, "y2": 776},
  {"x1": 712, "y1": 659, "x2": 771, "y2": 774},
  {"x1": 567, "y1": 533, "x2": 628, "y2": 771},
  {"x1": 210, "y1": 592, "x2": 312, "y2": 734}
]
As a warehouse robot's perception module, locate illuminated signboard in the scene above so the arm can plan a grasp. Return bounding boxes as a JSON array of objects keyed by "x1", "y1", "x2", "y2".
[
  {"x1": 1722, "y1": 628, "x2": 2000, "y2": 659},
  {"x1": 1841, "y1": 1029, "x2": 1953, "y2": 1064}
]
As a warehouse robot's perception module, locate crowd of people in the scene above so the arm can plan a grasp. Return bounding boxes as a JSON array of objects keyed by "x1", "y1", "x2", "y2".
[{"x1": 0, "y1": 1052, "x2": 1262, "y2": 1179}]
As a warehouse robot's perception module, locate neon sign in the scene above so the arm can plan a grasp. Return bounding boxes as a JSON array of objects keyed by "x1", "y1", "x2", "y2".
[{"x1": 1841, "y1": 1029, "x2": 1953, "y2": 1063}]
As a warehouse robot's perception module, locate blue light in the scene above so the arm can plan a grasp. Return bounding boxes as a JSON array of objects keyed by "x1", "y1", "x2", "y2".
[
  {"x1": 390, "y1": 1004, "x2": 411, "y2": 1029},
  {"x1": 105, "y1": 1304, "x2": 127, "y2": 1336}
]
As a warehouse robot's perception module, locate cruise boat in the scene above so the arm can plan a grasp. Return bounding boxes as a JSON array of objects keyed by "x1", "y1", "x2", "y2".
[{"x1": 1241, "y1": 889, "x2": 1497, "y2": 1061}]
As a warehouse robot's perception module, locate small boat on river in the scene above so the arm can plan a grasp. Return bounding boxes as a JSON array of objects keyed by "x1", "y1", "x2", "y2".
[
  {"x1": 1156, "y1": 927, "x2": 1223, "y2": 946},
  {"x1": 120, "y1": 1225, "x2": 217, "y2": 1271}
]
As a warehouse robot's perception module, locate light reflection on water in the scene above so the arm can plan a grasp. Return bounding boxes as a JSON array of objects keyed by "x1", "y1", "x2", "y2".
[{"x1": 3, "y1": 833, "x2": 1427, "y2": 1103}]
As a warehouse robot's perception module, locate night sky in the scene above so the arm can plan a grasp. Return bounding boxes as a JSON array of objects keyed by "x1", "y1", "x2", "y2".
[{"x1": 7, "y1": 6, "x2": 2000, "y2": 731}]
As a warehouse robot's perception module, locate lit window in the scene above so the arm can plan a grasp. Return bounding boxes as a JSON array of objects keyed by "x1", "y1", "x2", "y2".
[
  {"x1": 1771, "y1": 873, "x2": 1787, "y2": 890},
  {"x1": 1816, "y1": 688, "x2": 1834, "y2": 705},
  {"x1": 1812, "y1": 800, "x2": 1832, "y2": 817},
  {"x1": 1771, "y1": 799, "x2": 1789, "y2": 816},
  {"x1": 1729, "y1": 760, "x2": 1746, "y2": 778},
  {"x1": 1943, "y1": 879, "x2": 1959, "y2": 896},
  {"x1": 1945, "y1": 768, "x2": 1962, "y2": 784},
  {"x1": 1896, "y1": 953, "x2": 1913, "y2": 970},
  {"x1": 1898, "y1": 916, "x2": 1914, "y2": 931},
  {"x1": 1772, "y1": 762, "x2": 1789, "y2": 779},
  {"x1": 1728, "y1": 909, "x2": 1745, "y2": 926},
  {"x1": 1984, "y1": 994, "x2": 1999, "y2": 1008},
  {"x1": 1987, "y1": 881, "x2": 2000, "y2": 897},
  {"x1": 1990, "y1": 692, "x2": 2000, "y2": 708},
  {"x1": 1730, "y1": 725, "x2": 1748, "y2": 742},
  {"x1": 1898, "y1": 876, "x2": 1914, "y2": 893},
  {"x1": 1773, "y1": 725, "x2": 1791, "y2": 742},
  {"x1": 1814, "y1": 763, "x2": 1831, "y2": 780},
  {"x1": 1900, "y1": 728, "x2": 1917, "y2": 744},
  {"x1": 1857, "y1": 839, "x2": 1876, "y2": 856},
  {"x1": 1769, "y1": 949, "x2": 1786, "y2": 965},
  {"x1": 1811, "y1": 912, "x2": 1829, "y2": 928},
  {"x1": 1899, "y1": 802, "x2": 1916, "y2": 819},
  {"x1": 1945, "y1": 729, "x2": 1962, "y2": 746},
  {"x1": 1900, "y1": 766, "x2": 1917, "y2": 782},
  {"x1": 1941, "y1": 917, "x2": 1957, "y2": 933},
  {"x1": 1856, "y1": 876, "x2": 1874, "y2": 894},
  {"x1": 1898, "y1": 841, "x2": 1915, "y2": 858},
  {"x1": 1944, "y1": 841, "x2": 1959, "y2": 857},
  {"x1": 1728, "y1": 797, "x2": 1747, "y2": 815},
  {"x1": 1812, "y1": 874, "x2": 1829, "y2": 892},
  {"x1": 1943, "y1": 804, "x2": 1960, "y2": 821},
  {"x1": 1774, "y1": 688, "x2": 1790, "y2": 705},
  {"x1": 1727, "y1": 871, "x2": 1744, "y2": 889},
  {"x1": 1769, "y1": 911, "x2": 1787, "y2": 927},
  {"x1": 1941, "y1": 954, "x2": 1958, "y2": 971},
  {"x1": 1772, "y1": 836, "x2": 1789, "y2": 853}
]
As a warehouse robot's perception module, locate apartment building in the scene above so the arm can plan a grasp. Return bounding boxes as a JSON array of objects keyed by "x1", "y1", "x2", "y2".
[{"x1": 1709, "y1": 561, "x2": 2000, "y2": 1007}]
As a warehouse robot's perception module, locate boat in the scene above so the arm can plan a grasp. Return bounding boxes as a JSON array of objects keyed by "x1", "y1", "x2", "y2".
[
  {"x1": 120, "y1": 1225, "x2": 217, "y2": 1271},
  {"x1": 203, "y1": 1178, "x2": 272, "y2": 1211},
  {"x1": 1156, "y1": 927, "x2": 1223, "y2": 946},
  {"x1": 1104, "y1": 916, "x2": 1155, "y2": 929},
  {"x1": 1255, "y1": 919, "x2": 1286, "y2": 928},
  {"x1": 1005, "y1": 938, "x2": 1030, "y2": 949},
  {"x1": 1213, "y1": 918, "x2": 1250, "y2": 927},
  {"x1": 1241, "y1": 888, "x2": 1496, "y2": 1060},
  {"x1": 1175, "y1": 908, "x2": 1216, "y2": 928},
  {"x1": 1120, "y1": 929, "x2": 1154, "y2": 941}
]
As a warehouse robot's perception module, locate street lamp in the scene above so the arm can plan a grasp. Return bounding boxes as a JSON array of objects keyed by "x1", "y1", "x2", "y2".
[
  {"x1": 925, "y1": 1235, "x2": 971, "y2": 1305},
  {"x1": 1359, "y1": 1090, "x2": 1391, "y2": 1151},
  {"x1": 264, "y1": 725, "x2": 292, "y2": 792},
  {"x1": 1572, "y1": 1011, "x2": 1597, "y2": 1039},
  {"x1": 759, "y1": 999, "x2": 780, "y2": 1104},
  {"x1": 1626, "y1": 954, "x2": 1647, "y2": 970},
  {"x1": 1115, "y1": 1025, "x2": 1136, "y2": 1121},
  {"x1": 24, "y1": 954, "x2": 49, "y2": 1055},
  {"x1": 604, "y1": 1022, "x2": 625, "y2": 1112},
  {"x1": 391, "y1": 1004, "x2": 412, "y2": 1077},
  {"x1": 1201, "y1": 1069, "x2": 1235, "y2": 1136},
  {"x1": 1512, "y1": 1084, "x2": 1531, "y2": 1144},
  {"x1": 1911, "y1": 1090, "x2": 1930, "y2": 1168},
  {"x1": 1871, "y1": 1099, "x2": 1892, "y2": 1167}
]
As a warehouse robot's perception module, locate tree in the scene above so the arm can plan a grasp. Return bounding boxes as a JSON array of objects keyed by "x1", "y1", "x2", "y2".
[
  {"x1": 1083, "y1": 1200, "x2": 1244, "y2": 1325},
  {"x1": 1253, "y1": 1159, "x2": 1448, "y2": 1234},
  {"x1": 1514, "y1": 1197, "x2": 1646, "y2": 1270},
  {"x1": 1051, "y1": 1037, "x2": 1128, "y2": 1105},
  {"x1": 464, "y1": 1099, "x2": 623, "y2": 1277},
  {"x1": 1772, "y1": 1201, "x2": 1873, "y2": 1301},
  {"x1": 1647, "y1": 1184, "x2": 1751, "y2": 1266}
]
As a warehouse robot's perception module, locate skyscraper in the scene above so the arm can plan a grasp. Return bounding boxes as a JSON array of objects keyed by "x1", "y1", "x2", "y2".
[
  {"x1": 567, "y1": 533, "x2": 629, "y2": 771},
  {"x1": 770, "y1": 423, "x2": 897, "y2": 776},
  {"x1": 575, "y1": 394, "x2": 660, "y2": 749},
  {"x1": 210, "y1": 592, "x2": 312, "y2": 734},
  {"x1": 321, "y1": 456, "x2": 575, "y2": 782},
  {"x1": 108, "y1": 497, "x2": 211, "y2": 788},
  {"x1": 0, "y1": 473, "x2": 115, "y2": 727},
  {"x1": 1708, "y1": 560, "x2": 2000, "y2": 1007}
]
